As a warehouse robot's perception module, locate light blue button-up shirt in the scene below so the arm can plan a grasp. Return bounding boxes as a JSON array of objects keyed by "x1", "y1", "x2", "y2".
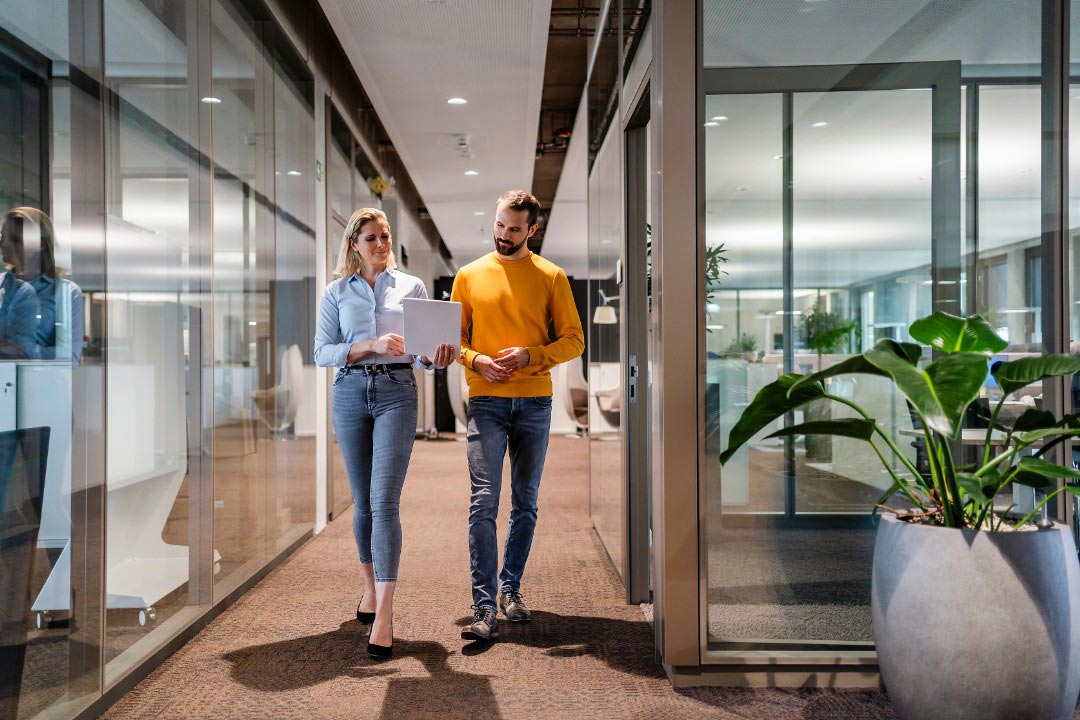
[{"x1": 313, "y1": 268, "x2": 432, "y2": 369}]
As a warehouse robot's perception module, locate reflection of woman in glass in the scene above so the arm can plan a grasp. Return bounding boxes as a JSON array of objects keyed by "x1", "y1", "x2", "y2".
[
  {"x1": 0, "y1": 212, "x2": 40, "y2": 361},
  {"x1": 314, "y1": 208, "x2": 454, "y2": 661},
  {"x1": 1, "y1": 208, "x2": 84, "y2": 365}
]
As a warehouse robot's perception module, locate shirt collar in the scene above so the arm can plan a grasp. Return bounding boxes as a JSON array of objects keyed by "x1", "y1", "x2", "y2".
[{"x1": 348, "y1": 267, "x2": 398, "y2": 286}]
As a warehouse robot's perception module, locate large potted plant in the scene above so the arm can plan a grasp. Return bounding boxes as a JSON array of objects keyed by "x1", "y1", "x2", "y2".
[
  {"x1": 719, "y1": 312, "x2": 1080, "y2": 720},
  {"x1": 800, "y1": 300, "x2": 856, "y2": 461}
]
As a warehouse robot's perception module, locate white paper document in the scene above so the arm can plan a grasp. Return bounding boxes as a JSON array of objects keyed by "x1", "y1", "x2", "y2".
[{"x1": 402, "y1": 298, "x2": 462, "y2": 359}]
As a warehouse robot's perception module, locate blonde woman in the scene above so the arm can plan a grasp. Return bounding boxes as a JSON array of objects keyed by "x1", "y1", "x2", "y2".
[{"x1": 314, "y1": 208, "x2": 454, "y2": 660}]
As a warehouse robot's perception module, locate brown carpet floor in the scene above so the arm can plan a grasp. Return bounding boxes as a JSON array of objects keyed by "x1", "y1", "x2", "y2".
[{"x1": 102, "y1": 435, "x2": 897, "y2": 720}]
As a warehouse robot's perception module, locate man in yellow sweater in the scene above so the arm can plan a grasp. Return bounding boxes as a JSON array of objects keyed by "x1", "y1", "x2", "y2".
[{"x1": 453, "y1": 189, "x2": 584, "y2": 642}]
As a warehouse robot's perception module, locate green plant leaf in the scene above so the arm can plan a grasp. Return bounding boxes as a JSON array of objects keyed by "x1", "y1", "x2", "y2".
[
  {"x1": 864, "y1": 349, "x2": 988, "y2": 438},
  {"x1": 765, "y1": 418, "x2": 877, "y2": 442},
  {"x1": 1014, "y1": 456, "x2": 1080, "y2": 480},
  {"x1": 909, "y1": 312, "x2": 1007, "y2": 354},
  {"x1": 788, "y1": 339, "x2": 921, "y2": 397},
  {"x1": 1015, "y1": 426, "x2": 1080, "y2": 445},
  {"x1": 1011, "y1": 408, "x2": 1058, "y2": 433},
  {"x1": 720, "y1": 374, "x2": 825, "y2": 465},
  {"x1": 956, "y1": 470, "x2": 1000, "y2": 506},
  {"x1": 991, "y1": 355, "x2": 1080, "y2": 397}
]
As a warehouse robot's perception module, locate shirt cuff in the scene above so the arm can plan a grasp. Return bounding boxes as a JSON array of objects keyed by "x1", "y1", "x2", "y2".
[
  {"x1": 525, "y1": 346, "x2": 543, "y2": 366},
  {"x1": 461, "y1": 348, "x2": 479, "y2": 369}
]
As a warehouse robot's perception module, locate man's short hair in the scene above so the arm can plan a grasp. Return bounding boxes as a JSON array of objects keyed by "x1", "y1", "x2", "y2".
[{"x1": 496, "y1": 189, "x2": 540, "y2": 228}]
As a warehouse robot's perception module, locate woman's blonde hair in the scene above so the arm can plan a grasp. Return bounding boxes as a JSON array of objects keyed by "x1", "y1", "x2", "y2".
[
  {"x1": 333, "y1": 207, "x2": 398, "y2": 277},
  {"x1": 2, "y1": 207, "x2": 61, "y2": 277}
]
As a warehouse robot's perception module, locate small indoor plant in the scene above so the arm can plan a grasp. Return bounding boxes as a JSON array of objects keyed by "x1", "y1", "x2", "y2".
[
  {"x1": 799, "y1": 301, "x2": 855, "y2": 461},
  {"x1": 720, "y1": 311, "x2": 1080, "y2": 720}
]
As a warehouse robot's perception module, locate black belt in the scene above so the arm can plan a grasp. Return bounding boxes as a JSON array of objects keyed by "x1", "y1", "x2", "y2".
[{"x1": 345, "y1": 362, "x2": 413, "y2": 374}]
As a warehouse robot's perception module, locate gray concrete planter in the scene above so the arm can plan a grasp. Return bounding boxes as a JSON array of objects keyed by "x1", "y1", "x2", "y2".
[{"x1": 872, "y1": 513, "x2": 1080, "y2": 720}]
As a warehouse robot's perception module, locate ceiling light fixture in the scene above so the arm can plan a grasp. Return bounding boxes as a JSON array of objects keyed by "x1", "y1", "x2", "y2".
[
  {"x1": 704, "y1": 121, "x2": 719, "y2": 127},
  {"x1": 773, "y1": 154, "x2": 783, "y2": 160},
  {"x1": 464, "y1": 170, "x2": 479, "y2": 176},
  {"x1": 287, "y1": 170, "x2": 301, "y2": 176},
  {"x1": 712, "y1": 115, "x2": 729, "y2": 122},
  {"x1": 812, "y1": 121, "x2": 829, "y2": 127},
  {"x1": 447, "y1": 97, "x2": 468, "y2": 105},
  {"x1": 201, "y1": 96, "x2": 222, "y2": 104},
  {"x1": 473, "y1": 211, "x2": 485, "y2": 216}
]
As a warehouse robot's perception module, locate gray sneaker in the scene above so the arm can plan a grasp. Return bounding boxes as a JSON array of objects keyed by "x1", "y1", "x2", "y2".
[
  {"x1": 498, "y1": 590, "x2": 532, "y2": 622},
  {"x1": 461, "y1": 606, "x2": 499, "y2": 641}
]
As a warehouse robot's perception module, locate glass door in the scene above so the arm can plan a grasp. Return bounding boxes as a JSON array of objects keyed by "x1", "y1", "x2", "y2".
[{"x1": 704, "y1": 63, "x2": 961, "y2": 651}]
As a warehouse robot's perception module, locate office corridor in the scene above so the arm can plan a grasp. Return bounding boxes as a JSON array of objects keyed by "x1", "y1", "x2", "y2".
[{"x1": 103, "y1": 437, "x2": 894, "y2": 720}]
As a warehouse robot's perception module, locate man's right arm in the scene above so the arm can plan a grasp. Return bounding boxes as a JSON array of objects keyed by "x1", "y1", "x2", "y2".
[{"x1": 450, "y1": 273, "x2": 476, "y2": 369}]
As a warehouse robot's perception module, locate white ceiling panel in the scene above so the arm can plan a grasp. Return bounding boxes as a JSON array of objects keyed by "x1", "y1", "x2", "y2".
[{"x1": 318, "y1": 0, "x2": 552, "y2": 268}]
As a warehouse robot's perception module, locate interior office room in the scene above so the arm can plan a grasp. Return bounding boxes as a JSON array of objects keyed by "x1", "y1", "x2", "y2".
[{"x1": 3, "y1": 0, "x2": 1080, "y2": 719}]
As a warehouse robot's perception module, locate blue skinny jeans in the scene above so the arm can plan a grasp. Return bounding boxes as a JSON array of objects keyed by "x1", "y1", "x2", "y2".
[{"x1": 332, "y1": 366, "x2": 417, "y2": 582}]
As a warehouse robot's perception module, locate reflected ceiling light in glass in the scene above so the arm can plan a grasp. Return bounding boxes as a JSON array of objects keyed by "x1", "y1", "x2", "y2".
[
  {"x1": 706, "y1": 325, "x2": 725, "y2": 330},
  {"x1": 712, "y1": 115, "x2": 728, "y2": 121},
  {"x1": 773, "y1": 154, "x2": 783, "y2": 160},
  {"x1": 248, "y1": 320, "x2": 257, "y2": 326},
  {"x1": 201, "y1": 96, "x2": 222, "y2": 104},
  {"x1": 704, "y1": 121, "x2": 719, "y2": 127},
  {"x1": 706, "y1": 303, "x2": 720, "y2": 312},
  {"x1": 447, "y1": 97, "x2": 468, "y2": 105},
  {"x1": 287, "y1": 170, "x2": 302, "y2": 176},
  {"x1": 812, "y1": 121, "x2": 828, "y2": 127},
  {"x1": 464, "y1": 170, "x2": 479, "y2": 176}
]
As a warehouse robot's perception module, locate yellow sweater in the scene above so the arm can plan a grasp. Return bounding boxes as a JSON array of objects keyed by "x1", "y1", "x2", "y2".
[{"x1": 451, "y1": 252, "x2": 584, "y2": 397}]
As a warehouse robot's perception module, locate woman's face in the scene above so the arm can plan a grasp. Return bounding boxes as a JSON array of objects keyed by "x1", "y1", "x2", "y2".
[{"x1": 351, "y1": 219, "x2": 392, "y2": 270}]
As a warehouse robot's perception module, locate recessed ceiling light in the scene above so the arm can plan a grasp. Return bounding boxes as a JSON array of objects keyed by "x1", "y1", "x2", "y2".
[
  {"x1": 464, "y1": 170, "x2": 479, "y2": 176},
  {"x1": 812, "y1": 121, "x2": 829, "y2": 127},
  {"x1": 248, "y1": 320, "x2": 257, "y2": 326},
  {"x1": 473, "y1": 211, "x2": 485, "y2": 216},
  {"x1": 773, "y1": 154, "x2": 783, "y2": 160},
  {"x1": 201, "y1": 96, "x2": 222, "y2": 104},
  {"x1": 712, "y1": 115, "x2": 728, "y2": 122},
  {"x1": 287, "y1": 170, "x2": 301, "y2": 176},
  {"x1": 704, "y1": 121, "x2": 719, "y2": 128},
  {"x1": 447, "y1": 97, "x2": 468, "y2": 105}
]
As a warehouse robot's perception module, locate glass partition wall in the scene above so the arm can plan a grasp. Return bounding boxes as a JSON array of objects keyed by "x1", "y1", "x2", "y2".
[
  {"x1": 0, "y1": 1, "x2": 321, "y2": 716},
  {"x1": 700, "y1": 0, "x2": 1053, "y2": 661},
  {"x1": 325, "y1": 106, "x2": 382, "y2": 520}
]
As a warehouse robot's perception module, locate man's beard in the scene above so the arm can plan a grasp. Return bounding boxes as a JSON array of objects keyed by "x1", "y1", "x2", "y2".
[{"x1": 494, "y1": 236, "x2": 527, "y2": 256}]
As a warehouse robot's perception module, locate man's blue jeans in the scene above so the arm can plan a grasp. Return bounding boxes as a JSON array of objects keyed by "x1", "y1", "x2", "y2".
[{"x1": 467, "y1": 395, "x2": 552, "y2": 610}]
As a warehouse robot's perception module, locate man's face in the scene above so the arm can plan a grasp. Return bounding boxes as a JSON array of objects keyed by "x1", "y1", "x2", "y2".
[{"x1": 492, "y1": 203, "x2": 536, "y2": 257}]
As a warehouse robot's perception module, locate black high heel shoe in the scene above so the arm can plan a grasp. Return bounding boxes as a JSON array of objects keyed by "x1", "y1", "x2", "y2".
[
  {"x1": 367, "y1": 622, "x2": 392, "y2": 661},
  {"x1": 356, "y1": 598, "x2": 376, "y2": 625}
]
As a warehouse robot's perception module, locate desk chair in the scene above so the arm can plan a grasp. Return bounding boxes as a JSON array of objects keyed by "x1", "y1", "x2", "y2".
[
  {"x1": 252, "y1": 344, "x2": 304, "y2": 436},
  {"x1": 561, "y1": 356, "x2": 589, "y2": 436},
  {"x1": 0, "y1": 427, "x2": 50, "y2": 720}
]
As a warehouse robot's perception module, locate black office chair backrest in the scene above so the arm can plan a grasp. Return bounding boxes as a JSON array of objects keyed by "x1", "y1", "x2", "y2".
[{"x1": 0, "y1": 426, "x2": 51, "y2": 720}]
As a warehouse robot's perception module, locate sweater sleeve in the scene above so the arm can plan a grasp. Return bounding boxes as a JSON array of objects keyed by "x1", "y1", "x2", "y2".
[
  {"x1": 450, "y1": 271, "x2": 477, "y2": 369},
  {"x1": 527, "y1": 269, "x2": 584, "y2": 367}
]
